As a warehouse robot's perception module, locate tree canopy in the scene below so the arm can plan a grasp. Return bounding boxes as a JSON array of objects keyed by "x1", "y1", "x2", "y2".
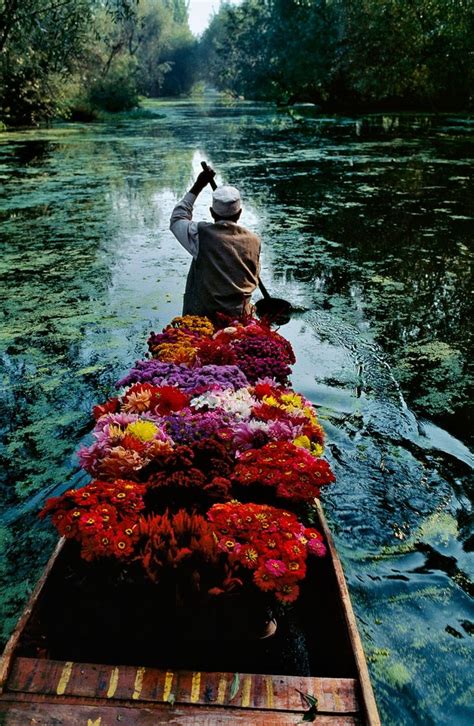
[
  {"x1": 0, "y1": 0, "x2": 196, "y2": 126},
  {"x1": 1, "y1": 0, "x2": 472, "y2": 126},
  {"x1": 200, "y1": 0, "x2": 474, "y2": 109}
]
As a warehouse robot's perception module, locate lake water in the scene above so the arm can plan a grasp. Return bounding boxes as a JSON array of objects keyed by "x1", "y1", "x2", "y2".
[{"x1": 0, "y1": 98, "x2": 472, "y2": 724}]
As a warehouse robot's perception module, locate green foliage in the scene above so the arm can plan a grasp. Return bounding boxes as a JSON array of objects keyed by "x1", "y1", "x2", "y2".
[
  {"x1": 134, "y1": 0, "x2": 197, "y2": 98},
  {"x1": 0, "y1": 0, "x2": 196, "y2": 127},
  {"x1": 200, "y1": 1, "x2": 273, "y2": 100},
  {"x1": 200, "y1": 0, "x2": 474, "y2": 109},
  {"x1": 84, "y1": 60, "x2": 140, "y2": 114},
  {"x1": 0, "y1": 0, "x2": 92, "y2": 125}
]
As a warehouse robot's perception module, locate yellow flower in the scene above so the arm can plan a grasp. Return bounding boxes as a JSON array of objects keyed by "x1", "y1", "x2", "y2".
[
  {"x1": 293, "y1": 434, "x2": 310, "y2": 449},
  {"x1": 169, "y1": 315, "x2": 214, "y2": 336},
  {"x1": 126, "y1": 420, "x2": 158, "y2": 442},
  {"x1": 281, "y1": 392, "x2": 303, "y2": 408},
  {"x1": 311, "y1": 443, "x2": 324, "y2": 457},
  {"x1": 303, "y1": 407, "x2": 318, "y2": 423},
  {"x1": 155, "y1": 341, "x2": 196, "y2": 364},
  {"x1": 293, "y1": 435, "x2": 324, "y2": 458},
  {"x1": 262, "y1": 395, "x2": 279, "y2": 407}
]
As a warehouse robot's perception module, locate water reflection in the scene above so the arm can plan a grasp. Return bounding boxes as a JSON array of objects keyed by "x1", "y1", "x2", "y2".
[{"x1": 0, "y1": 100, "x2": 472, "y2": 725}]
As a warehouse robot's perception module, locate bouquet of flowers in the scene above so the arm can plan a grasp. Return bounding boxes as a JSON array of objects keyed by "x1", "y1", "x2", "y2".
[
  {"x1": 232, "y1": 441, "x2": 335, "y2": 503},
  {"x1": 39, "y1": 479, "x2": 145, "y2": 561},
  {"x1": 147, "y1": 315, "x2": 215, "y2": 362},
  {"x1": 78, "y1": 414, "x2": 173, "y2": 480},
  {"x1": 252, "y1": 382, "x2": 325, "y2": 456},
  {"x1": 207, "y1": 501, "x2": 326, "y2": 603},
  {"x1": 138, "y1": 509, "x2": 219, "y2": 586},
  {"x1": 145, "y1": 437, "x2": 234, "y2": 509}
]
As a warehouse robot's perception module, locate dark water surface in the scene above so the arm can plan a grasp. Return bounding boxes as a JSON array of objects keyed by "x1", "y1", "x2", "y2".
[{"x1": 1, "y1": 99, "x2": 472, "y2": 724}]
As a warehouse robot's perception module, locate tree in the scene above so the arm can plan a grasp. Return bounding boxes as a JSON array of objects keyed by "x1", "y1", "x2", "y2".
[
  {"x1": 198, "y1": 0, "x2": 474, "y2": 110},
  {"x1": 0, "y1": 0, "x2": 199, "y2": 126},
  {"x1": 0, "y1": 0, "x2": 140, "y2": 125}
]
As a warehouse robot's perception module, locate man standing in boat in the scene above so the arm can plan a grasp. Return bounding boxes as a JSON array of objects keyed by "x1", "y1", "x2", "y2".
[{"x1": 169, "y1": 165, "x2": 261, "y2": 319}]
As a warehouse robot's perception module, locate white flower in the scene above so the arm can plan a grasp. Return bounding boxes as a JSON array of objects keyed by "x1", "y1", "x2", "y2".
[{"x1": 190, "y1": 387, "x2": 257, "y2": 420}]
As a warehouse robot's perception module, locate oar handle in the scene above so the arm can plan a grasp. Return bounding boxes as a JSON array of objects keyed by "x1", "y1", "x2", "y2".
[
  {"x1": 258, "y1": 278, "x2": 271, "y2": 299},
  {"x1": 201, "y1": 161, "x2": 217, "y2": 191}
]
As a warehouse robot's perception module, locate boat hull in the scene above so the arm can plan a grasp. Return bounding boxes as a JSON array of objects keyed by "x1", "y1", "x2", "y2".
[{"x1": 0, "y1": 502, "x2": 380, "y2": 724}]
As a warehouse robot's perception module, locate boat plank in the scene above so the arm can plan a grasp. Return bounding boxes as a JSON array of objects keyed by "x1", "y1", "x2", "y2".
[
  {"x1": 0, "y1": 695, "x2": 361, "y2": 725},
  {"x1": 7, "y1": 657, "x2": 359, "y2": 714}
]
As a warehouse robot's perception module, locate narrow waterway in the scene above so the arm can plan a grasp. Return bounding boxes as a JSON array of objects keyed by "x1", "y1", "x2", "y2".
[{"x1": 0, "y1": 99, "x2": 472, "y2": 724}]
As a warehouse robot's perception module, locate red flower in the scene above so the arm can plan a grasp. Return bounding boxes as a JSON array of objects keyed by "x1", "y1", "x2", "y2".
[
  {"x1": 153, "y1": 386, "x2": 190, "y2": 415},
  {"x1": 207, "y1": 501, "x2": 326, "y2": 603},
  {"x1": 138, "y1": 510, "x2": 219, "y2": 583},
  {"x1": 233, "y1": 442, "x2": 334, "y2": 503},
  {"x1": 39, "y1": 479, "x2": 145, "y2": 562},
  {"x1": 93, "y1": 398, "x2": 120, "y2": 420},
  {"x1": 121, "y1": 434, "x2": 147, "y2": 452}
]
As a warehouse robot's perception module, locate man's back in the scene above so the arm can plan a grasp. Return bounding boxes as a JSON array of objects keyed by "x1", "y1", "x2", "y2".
[
  {"x1": 169, "y1": 170, "x2": 261, "y2": 320},
  {"x1": 183, "y1": 221, "x2": 260, "y2": 318}
]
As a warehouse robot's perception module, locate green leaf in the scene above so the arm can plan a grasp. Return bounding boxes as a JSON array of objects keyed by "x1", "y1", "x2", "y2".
[
  {"x1": 229, "y1": 673, "x2": 240, "y2": 701},
  {"x1": 296, "y1": 689, "x2": 319, "y2": 722}
]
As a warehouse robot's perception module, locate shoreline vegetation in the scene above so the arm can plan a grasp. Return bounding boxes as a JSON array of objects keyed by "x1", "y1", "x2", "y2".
[{"x1": 1, "y1": 0, "x2": 473, "y2": 130}]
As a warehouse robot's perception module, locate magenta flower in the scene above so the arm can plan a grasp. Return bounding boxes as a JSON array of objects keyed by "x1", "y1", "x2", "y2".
[
  {"x1": 264, "y1": 559, "x2": 287, "y2": 577},
  {"x1": 307, "y1": 539, "x2": 327, "y2": 557}
]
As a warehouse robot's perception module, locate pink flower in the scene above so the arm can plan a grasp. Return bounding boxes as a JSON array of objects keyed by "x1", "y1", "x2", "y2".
[
  {"x1": 307, "y1": 539, "x2": 326, "y2": 557},
  {"x1": 217, "y1": 537, "x2": 242, "y2": 554},
  {"x1": 231, "y1": 420, "x2": 271, "y2": 451},
  {"x1": 267, "y1": 419, "x2": 299, "y2": 441},
  {"x1": 264, "y1": 559, "x2": 287, "y2": 577}
]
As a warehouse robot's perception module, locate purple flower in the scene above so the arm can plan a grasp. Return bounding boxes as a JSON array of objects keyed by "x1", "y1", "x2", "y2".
[
  {"x1": 162, "y1": 409, "x2": 230, "y2": 445},
  {"x1": 116, "y1": 361, "x2": 249, "y2": 393}
]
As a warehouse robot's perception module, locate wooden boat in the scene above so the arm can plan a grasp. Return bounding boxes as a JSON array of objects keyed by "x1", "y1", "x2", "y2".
[{"x1": 0, "y1": 500, "x2": 380, "y2": 725}]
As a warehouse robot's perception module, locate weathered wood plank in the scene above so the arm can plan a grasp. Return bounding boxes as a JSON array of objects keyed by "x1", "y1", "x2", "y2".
[
  {"x1": 0, "y1": 696, "x2": 361, "y2": 725},
  {"x1": 7, "y1": 657, "x2": 359, "y2": 714}
]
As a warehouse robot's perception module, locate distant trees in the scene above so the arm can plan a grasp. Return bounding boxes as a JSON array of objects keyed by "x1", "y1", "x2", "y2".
[
  {"x1": 0, "y1": 0, "x2": 143, "y2": 125},
  {"x1": 201, "y1": 0, "x2": 474, "y2": 110},
  {"x1": 2, "y1": 0, "x2": 472, "y2": 126},
  {"x1": 0, "y1": 0, "x2": 197, "y2": 127},
  {"x1": 135, "y1": 0, "x2": 197, "y2": 98}
]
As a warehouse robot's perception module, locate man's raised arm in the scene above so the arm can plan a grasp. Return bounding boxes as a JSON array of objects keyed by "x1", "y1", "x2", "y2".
[{"x1": 169, "y1": 167, "x2": 216, "y2": 259}]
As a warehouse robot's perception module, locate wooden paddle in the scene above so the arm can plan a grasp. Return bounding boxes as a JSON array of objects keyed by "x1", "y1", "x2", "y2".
[{"x1": 200, "y1": 161, "x2": 292, "y2": 324}]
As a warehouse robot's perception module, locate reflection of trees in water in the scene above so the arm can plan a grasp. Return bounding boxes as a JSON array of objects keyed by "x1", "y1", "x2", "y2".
[{"x1": 245, "y1": 148, "x2": 472, "y2": 436}]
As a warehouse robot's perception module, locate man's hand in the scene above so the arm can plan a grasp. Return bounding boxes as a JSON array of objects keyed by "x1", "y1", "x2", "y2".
[{"x1": 190, "y1": 165, "x2": 216, "y2": 196}]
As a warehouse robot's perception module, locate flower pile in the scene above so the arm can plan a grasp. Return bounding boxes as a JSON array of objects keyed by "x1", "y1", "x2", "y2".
[
  {"x1": 148, "y1": 317, "x2": 295, "y2": 385},
  {"x1": 208, "y1": 501, "x2": 326, "y2": 603},
  {"x1": 39, "y1": 479, "x2": 145, "y2": 561},
  {"x1": 78, "y1": 413, "x2": 173, "y2": 481},
  {"x1": 232, "y1": 442, "x2": 335, "y2": 503},
  {"x1": 41, "y1": 314, "x2": 334, "y2": 606}
]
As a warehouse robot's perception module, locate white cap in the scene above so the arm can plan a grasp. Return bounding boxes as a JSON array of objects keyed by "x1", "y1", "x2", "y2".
[{"x1": 211, "y1": 185, "x2": 241, "y2": 218}]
